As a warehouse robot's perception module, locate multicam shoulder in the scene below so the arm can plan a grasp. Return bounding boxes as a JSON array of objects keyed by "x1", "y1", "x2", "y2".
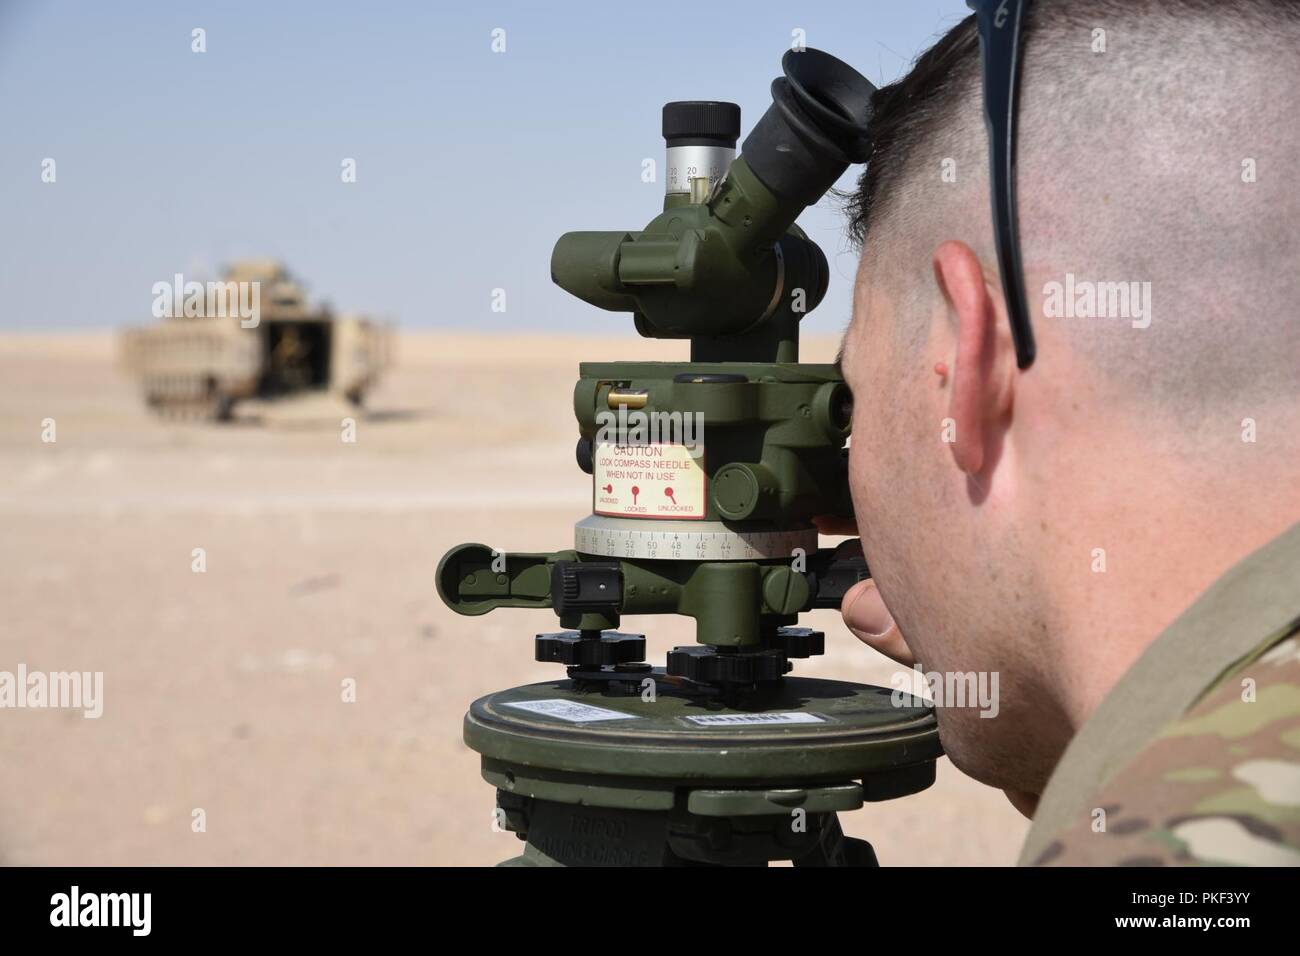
[{"x1": 1032, "y1": 633, "x2": 1300, "y2": 866}]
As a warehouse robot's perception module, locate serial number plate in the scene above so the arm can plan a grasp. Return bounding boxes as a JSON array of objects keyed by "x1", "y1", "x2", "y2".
[{"x1": 684, "y1": 712, "x2": 826, "y2": 726}]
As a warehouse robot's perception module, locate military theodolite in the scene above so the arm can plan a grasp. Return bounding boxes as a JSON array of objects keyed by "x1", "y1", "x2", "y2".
[{"x1": 437, "y1": 49, "x2": 941, "y2": 866}]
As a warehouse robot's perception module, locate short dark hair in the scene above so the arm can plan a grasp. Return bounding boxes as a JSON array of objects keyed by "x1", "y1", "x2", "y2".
[
  {"x1": 843, "y1": 0, "x2": 1300, "y2": 414},
  {"x1": 846, "y1": 0, "x2": 1300, "y2": 250},
  {"x1": 845, "y1": 13, "x2": 981, "y2": 250}
]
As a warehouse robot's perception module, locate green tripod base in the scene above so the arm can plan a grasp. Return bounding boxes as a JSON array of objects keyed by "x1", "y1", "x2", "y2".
[{"x1": 466, "y1": 674, "x2": 942, "y2": 867}]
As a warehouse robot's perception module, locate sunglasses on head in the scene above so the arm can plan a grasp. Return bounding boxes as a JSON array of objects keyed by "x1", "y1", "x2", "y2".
[{"x1": 967, "y1": 0, "x2": 1036, "y2": 370}]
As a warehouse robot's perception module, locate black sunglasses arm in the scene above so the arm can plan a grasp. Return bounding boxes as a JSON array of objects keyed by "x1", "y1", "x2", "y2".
[{"x1": 967, "y1": 0, "x2": 1037, "y2": 369}]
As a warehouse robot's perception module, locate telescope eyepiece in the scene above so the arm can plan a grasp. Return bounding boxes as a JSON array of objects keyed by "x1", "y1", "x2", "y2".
[{"x1": 742, "y1": 48, "x2": 876, "y2": 207}]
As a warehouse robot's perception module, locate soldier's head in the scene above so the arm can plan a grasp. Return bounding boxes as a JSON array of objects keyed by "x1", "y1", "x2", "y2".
[{"x1": 838, "y1": 0, "x2": 1300, "y2": 792}]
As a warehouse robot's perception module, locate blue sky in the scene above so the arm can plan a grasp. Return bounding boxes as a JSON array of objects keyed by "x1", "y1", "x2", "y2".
[{"x1": 0, "y1": 0, "x2": 971, "y2": 333}]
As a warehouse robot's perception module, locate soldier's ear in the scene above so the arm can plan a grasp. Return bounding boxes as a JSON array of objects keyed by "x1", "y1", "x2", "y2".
[{"x1": 931, "y1": 240, "x2": 1017, "y2": 480}]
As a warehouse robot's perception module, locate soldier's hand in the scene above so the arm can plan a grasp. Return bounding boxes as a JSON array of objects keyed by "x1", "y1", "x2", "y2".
[
  {"x1": 813, "y1": 517, "x2": 915, "y2": 667},
  {"x1": 841, "y1": 575, "x2": 914, "y2": 667}
]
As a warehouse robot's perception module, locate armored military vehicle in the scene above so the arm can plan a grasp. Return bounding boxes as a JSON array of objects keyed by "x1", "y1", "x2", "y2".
[{"x1": 119, "y1": 259, "x2": 391, "y2": 420}]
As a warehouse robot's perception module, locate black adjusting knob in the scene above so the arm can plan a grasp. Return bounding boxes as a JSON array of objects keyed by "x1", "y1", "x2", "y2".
[{"x1": 551, "y1": 561, "x2": 622, "y2": 616}]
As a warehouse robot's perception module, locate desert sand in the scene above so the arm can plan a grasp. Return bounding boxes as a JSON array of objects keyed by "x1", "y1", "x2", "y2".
[{"x1": 0, "y1": 330, "x2": 1027, "y2": 865}]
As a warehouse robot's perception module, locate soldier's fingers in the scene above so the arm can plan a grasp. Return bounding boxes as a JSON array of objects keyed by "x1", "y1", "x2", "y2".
[{"x1": 842, "y1": 578, "x2": 915, "y2": 667}]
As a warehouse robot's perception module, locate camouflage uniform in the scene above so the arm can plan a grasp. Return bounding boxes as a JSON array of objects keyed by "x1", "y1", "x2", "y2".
[{"x1": 1020, "y1": 522, "x2": 1300, "y2": 866}]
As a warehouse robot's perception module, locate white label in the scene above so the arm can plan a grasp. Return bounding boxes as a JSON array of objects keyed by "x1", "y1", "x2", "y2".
[
  {"x1": 503, "y1": 699, "x2": 637, "y2": 723},
  {"x1": 594, "y1": 442, "x2": 706, "y2": 520},
  {"x1": 684, "y1": 712, "x2": 826, "y2": 726}
]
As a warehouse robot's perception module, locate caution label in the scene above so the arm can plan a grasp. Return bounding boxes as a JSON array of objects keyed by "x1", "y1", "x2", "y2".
[{"x1": 593, "y1": 441, "x2": 706, "y2": 520}]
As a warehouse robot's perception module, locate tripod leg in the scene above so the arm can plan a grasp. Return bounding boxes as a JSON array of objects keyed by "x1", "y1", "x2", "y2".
[
  {"x1": 792, "y1": 813, "x2": 879, "y2": 867},
  {"x1": 497, "y1": 797, "x2": 680, "y2": 867}
]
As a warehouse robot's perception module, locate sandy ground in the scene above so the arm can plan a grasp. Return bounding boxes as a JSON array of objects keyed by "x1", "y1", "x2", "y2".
[{"x1": 0, "y1": 331, "x2": 1028, "y2": 865}]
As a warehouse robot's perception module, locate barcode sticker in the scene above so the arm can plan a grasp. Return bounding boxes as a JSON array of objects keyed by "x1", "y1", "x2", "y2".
[
  {"x1": 503, "y1": 699, "x2": 637, "y2": 723},
  {"x1": 684, "y1": 712, "x2": 825, "y2": 727}
]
